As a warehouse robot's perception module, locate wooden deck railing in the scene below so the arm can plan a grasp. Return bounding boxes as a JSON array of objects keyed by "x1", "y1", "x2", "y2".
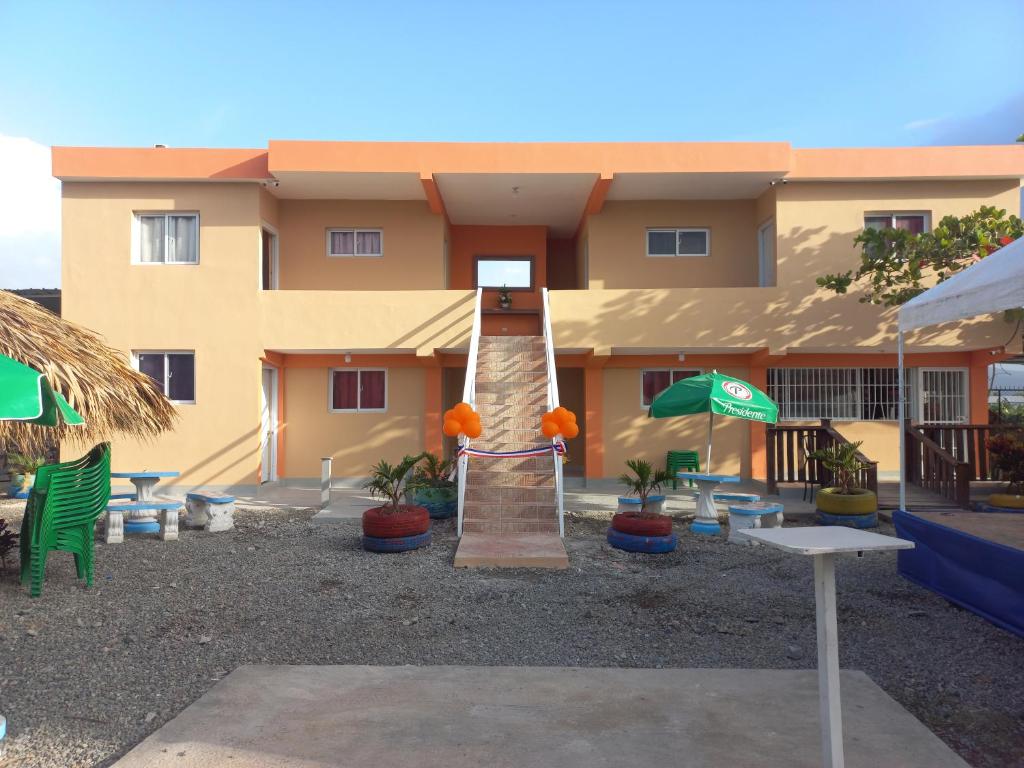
[
  {"x1": 766, "y1": 419, "x2": 878, "y2": 496},
  {"x1": 918, "y1": 424, "x2": 1024, "y2": 482},
  {"x1": 904, "y1": 422, "x2": 971, "y2": 508}
]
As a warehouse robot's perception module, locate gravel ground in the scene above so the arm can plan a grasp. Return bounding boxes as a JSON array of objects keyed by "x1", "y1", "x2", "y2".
[{"x1": 0, "y1": 499, "x2": 1022, "y2": 768}]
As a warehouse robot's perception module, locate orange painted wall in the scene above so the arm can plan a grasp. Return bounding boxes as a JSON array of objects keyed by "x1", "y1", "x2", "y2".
[
  {"x1": 546, "y1": 238, "x2": 578, "y2": 290},
  {"x1": 448, "y1": 225, "x2": 547, "y2": 310}
]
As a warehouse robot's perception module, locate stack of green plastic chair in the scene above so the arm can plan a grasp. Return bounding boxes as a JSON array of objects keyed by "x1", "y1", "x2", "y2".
[
  {"x1": 666, "y1": 450, "x2": 700, "y2": 490},
  {"x1": 19, "y1": 443, "x2": 111, "y2": 598}
]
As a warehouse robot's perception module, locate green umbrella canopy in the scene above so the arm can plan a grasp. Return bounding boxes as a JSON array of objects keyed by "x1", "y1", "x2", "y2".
[
  {"x1": 648, "y1": 371, "x2": 778, "y2": 423},
  {"x1": 0, "y1": 353, "x2": 84, "y2": 426}
]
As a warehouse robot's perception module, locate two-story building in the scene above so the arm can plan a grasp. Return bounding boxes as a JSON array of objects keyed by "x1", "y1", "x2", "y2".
[{"x1": 52, "y1": 141, "x2": 1023, "y2": 492}]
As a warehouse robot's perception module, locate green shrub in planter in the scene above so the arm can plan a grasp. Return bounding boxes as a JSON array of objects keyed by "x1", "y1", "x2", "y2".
[
  {"x1": 6, "y1": 453, "x2": 45, "y2": 499},
  {"x1": 808, "y1": 441, "x2": 877, "y2": 526},
  {"x1": 408, "y1": 452, "x2": 457, "y2": 519}
]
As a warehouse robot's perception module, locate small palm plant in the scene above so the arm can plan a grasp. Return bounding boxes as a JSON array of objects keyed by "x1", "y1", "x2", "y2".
[
  {"x1": 618, "y1": 458, "x2": 673, "y2": 515},
  {"x1": 808, "y1": 441, "x2": 868, "y2": 494},
  {"x1": 363, "y1": 453, "x2": 425, "y2": 514},
  {"x1": 408, "y1": 451, "x2": 455, "y2": 490},
  {"x1": 7, "y1": 453, "x2": 46, "y2": 475}
]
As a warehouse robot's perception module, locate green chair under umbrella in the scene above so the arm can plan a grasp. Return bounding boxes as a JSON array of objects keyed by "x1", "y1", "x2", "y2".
[
  {"x1": 0, "y1": 353, "x2": 84, "y2": 426},
  {"x1": 648, "y1": 371, "x2": 778, "y2": 472}
]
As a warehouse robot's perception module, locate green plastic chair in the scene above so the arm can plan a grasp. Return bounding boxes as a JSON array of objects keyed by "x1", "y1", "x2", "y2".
[
  {"x1": 666, "y1": 450, "x2": 700, "y2": 490},
  {"x1": 19, "y1": 443, "x2": 111, "y2": 598}
]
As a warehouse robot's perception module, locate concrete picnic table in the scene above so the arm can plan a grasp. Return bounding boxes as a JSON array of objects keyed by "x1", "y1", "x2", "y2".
[
  {"x1": 677, "y1": 472, "x2": 739, "y2": 534},
  {"x1": 108, "y1": 471, "x2": 181, "y2": 541},
  {"x1": 739, "y1": 526, "x2": 915, "y2": 768},
  {"x1": 111, "y1": 470, "x2": 178, "y2": 502}
]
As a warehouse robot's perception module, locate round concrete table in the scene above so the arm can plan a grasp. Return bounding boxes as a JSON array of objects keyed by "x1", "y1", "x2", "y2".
[
  {"x1": 677, "y1": 472, "x2": 740, "y2": 534},
  {"x1": 739, "y1": 526, "x2": 914, "y2": 768},
  {"x1": 111, "y1": 471, "x2": 178, "y2": 533}
]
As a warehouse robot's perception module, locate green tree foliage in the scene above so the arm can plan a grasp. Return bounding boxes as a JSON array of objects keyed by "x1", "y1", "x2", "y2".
[{"x1": 817, "y1": 206, "x2": 1023, "y2": 307}]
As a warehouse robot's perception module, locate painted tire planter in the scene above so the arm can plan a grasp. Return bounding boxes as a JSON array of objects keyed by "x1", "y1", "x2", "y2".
[
  {"x1": 361, "y1": 506, "x2": 430, "y2": 538},
  {"x1": 8, "y1": 473, "x2": 33, "y2": 499},
  {"x1": 0, "y1": 713, "x2": 5, "y2": 758},
  {"x1": 409, "y1": 486, "x2": 457, "y2": 519},
  {"x1": 815, "y1": 488, "x2": 877, "y2": 516},
  {"x1": 606, "y1": 527, "x2": 678, "y2": 554},
  {"x1": 616, "y1": 495, "x2": 666, "y2": 516},
  {"x1": 362, "y1": 530, "x2": 432, "y2": 553},
  {"x1": 611, "y1": 512, "x2": 673, "y2": 537},
  {"x1": 816, "y1": 510, "x2": 878, "y2": 529},
  {"x1": 987, "y1": 493, "x2": 1024, "y2": 509}
]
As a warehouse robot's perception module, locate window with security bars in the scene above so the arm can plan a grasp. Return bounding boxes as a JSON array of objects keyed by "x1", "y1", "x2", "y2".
[
  {"x1": 767, "y1": 368, "x2": 910, "y2": 421},
  {"x1": 918, "y1": 368, "x2": 968, "y2": 424}
]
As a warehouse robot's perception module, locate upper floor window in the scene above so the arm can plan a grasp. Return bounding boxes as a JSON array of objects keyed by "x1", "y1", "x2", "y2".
[
  {"x1": 641, "y1": 368, "x2": 701, "y2": 407},
  {"x1": 330, "y1": 368, "x2": 387, "y2": 412},
  {"x1": 474, "y1": 256, "x2": 534, "y2": 289},
  {"x1": 864, "y1": 213, "x2": 929, "y2": 235},
  {"x1": 134, "y1": 213, "x2": 198, "y2": 264},
  {"x1": 135, "y1": 351, "x2": 195, "y2": 404},
  {"x1": 327, "y1": 229, "x2": 383, "y2": 257},
  {"x1": 647, "y1": 228, "x2": 710, "y2": 258}
]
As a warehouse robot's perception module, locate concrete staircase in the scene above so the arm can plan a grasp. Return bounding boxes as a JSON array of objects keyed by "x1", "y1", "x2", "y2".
[{"x1": 454, "y1": 335, "x2": 568, "y2": 568}]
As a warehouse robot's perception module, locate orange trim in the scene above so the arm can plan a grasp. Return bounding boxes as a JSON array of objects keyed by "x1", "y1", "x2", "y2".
[
  {"x1": 584, "y1": 357, "x2": 608, "y2": 478},
  {"x1": 420, "y1": 173, "x2": 447, "y2": 216},
  {"x1": 52, "y1": 147, "x2": 270, "y2": 180},
  {"x1": 769, "y1": 352, "x2": 975, "y2": 368},
  {"x1": 748, "y1": 365, "x2": 768, "y2": 479},
  {"x1": 584, "y1": 174, "x2": 614, "y2": 215},
  {"x1": 790, "y1": 145, "x2": 1024, "y2": 181},
  {"x1": 281, "y1": 354, "x2": 429, "y2": 369},
  {"x1": 424, "y1": 365, "x2": 443, "y2": 455}
]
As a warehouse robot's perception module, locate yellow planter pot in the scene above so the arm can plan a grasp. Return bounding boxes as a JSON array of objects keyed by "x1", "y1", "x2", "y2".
[
  {"x1": 987, "y1": 493, "x2": 1024, "y2": 509},
  {"x1": 815, "y1": 488, "x2": 878, "y2": 515}
]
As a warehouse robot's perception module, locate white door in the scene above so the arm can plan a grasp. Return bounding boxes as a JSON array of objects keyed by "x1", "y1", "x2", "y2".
[
  {"x1": 758, "y1": 219, "x2": 776, "y2": 287},
  {"x1": 260, "y1": 366, "x2": 278, "y2": 483}
]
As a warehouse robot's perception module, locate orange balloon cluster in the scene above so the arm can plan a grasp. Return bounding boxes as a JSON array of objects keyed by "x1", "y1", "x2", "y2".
[
  {"x1": 541, "y1": 407, "x2": 579, "y2": 439},
  {"x1": 443, "y1": 402, "x2": 482, "y2": 439}
]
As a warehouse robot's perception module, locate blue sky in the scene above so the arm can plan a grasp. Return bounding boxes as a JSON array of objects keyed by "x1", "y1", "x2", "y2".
[{"x1": 1, "y1": 0, "x2": 1022, "y2": 287}]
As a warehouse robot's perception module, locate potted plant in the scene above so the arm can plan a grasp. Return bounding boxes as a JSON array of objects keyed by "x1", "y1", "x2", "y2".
[
  {"x1": 607, "y1": 458, "x2": 677, "y2": 552},
  {"x1": 497, "y1": 285, "x2": 512, "y2": 309},
  {"x1": 361, "y1": 453, "x2": 432, "y2": 552},
  {"x1": 6, "y1": 453, "x2": 45, "y2": 499},
  {"x1": 985, "y1": 432, "x2": 1024, "y2": 509},
  {"x1": 808, "y1": 441, "x2": 878, "y2": 527},
  {"x1": 0, "y1": 518, "x2": 17, "y2": 573},
  {"x1": 408, "y1": 452, "x2": 457, "y2": 519}
]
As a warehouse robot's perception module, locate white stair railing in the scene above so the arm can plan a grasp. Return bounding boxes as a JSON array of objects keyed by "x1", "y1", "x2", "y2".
[
  {"x1": 541, "y1": 288, "x2": 565, "y2": 537},
  {"x1": 457, "y1": 287, "x2": 484, "y2": 537}
]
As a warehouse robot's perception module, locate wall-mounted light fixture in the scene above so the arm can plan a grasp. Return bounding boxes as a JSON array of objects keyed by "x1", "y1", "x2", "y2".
[
  {"x1": 678, "y1": 352, "x2": 686, "y2": 363},
  {"x1": 344, "y1": 353, "x2": 352, "y2": 363}
]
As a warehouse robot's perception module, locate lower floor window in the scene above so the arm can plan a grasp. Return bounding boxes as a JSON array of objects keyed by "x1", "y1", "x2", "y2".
[
  {"x1": 641, "y1": 368, "x2": 700, "y2": 407},
  {"x1": 330, "y1": 368, "x2": 386, "y2": 412},
  {"x1": 135, "y1": 351, "x2": 195, "y2": 403},
  {"x1": 767, "y1": 367, "x2": 967, "y2": 423}
]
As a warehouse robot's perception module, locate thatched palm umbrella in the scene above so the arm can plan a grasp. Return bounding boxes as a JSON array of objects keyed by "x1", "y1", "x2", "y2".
[{"x1": 0, "y1": 290, "x2": 176, "y2": 454}]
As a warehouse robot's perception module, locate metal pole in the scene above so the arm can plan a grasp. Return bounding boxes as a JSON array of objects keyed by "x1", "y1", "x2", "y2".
[
  {"x1": 320, "y1": 457, "x2": 332, "y2": 510},
  {"x1": 897, "y1": 332, "x2": 906, "y2": 512},
  {"x1": 705, "y1": 411, "x2": 714, "y2": 473},
  {"x1": 814, "y1": 553, "x2": 844, "y2": 768}
]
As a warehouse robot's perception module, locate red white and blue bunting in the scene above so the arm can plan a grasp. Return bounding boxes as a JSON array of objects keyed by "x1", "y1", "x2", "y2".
[{"x1": 457, "y1": 441, "x2": 567, "y2": 459}]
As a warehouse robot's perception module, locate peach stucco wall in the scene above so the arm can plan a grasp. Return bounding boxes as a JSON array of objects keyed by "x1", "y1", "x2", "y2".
[
  {"x1": 585, "y1": 200, "x2": 760, "y2": 289},
  {"x1": 277, "y1": 199, "x2": 445, "y2": 290},
  {"x1": 283, "y1": 365, "x2": 425, "y2": 478}
]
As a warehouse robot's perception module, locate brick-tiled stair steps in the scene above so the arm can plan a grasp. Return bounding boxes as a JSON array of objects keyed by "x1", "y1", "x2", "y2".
[{"x1": 454, "y1": 335, "x2": 568, "y2": 569}]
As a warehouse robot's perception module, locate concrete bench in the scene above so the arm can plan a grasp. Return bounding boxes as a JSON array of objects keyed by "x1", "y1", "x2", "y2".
[
  {"x1": 105, "y1": 499, "x2": 184, "y2": 544},
  {"x1": 185, "y1": 490, "x2": 237, "y2": 532},
  {"x1": 727, "y1": 502, "x2": 784, "y2": 545}
]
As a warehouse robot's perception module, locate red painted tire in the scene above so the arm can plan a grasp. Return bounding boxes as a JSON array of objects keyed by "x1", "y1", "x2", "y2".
[
  {"x1": 362, "y1": 505, "x2": 430, "y2": 538},
  {"x1": 611, "y1": 513, "x2": 673, "y2": 537}
]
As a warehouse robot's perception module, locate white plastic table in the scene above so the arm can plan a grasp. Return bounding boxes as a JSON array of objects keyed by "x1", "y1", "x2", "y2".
[
  {"x1": 677, "y1": 472, "x2": 739, "y2": 534},
  {"x1": 740, "y1": 527, "x2": 914, "y2": 768}
]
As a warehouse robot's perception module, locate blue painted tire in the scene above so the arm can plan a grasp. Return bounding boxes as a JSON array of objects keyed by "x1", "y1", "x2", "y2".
[
  {"x1": 606, "y1": 528, "x2": 678, "y2": 554},
  {"x1": 816, "y1": 510, "x2": 878, "y2": 529},
  {"x1": 362, "y1": 530, "x2": 432, "y2": 553},
  {"x1": 124, "y1": 519, "x2": 161, "y2": 534}
]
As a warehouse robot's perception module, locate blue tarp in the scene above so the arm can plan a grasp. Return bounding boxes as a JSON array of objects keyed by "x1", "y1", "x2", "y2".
[{"x1": 894, "y1": 510, "x2": 1024, "y2": 638}]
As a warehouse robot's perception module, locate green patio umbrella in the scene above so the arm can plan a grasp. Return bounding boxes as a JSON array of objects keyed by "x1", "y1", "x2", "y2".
[
  {"x1": 0, "y1": 353, "x2": 84, "y2": 426},
  {"x1": 648, "y1": 371, "x2": 777, "y2": 472}
]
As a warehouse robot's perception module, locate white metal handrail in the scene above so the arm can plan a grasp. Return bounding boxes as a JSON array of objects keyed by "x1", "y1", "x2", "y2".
[
  {"x1": 457, "y1": 287, "x2": 484, "y2": 537},
  {"x1": 541, "y1": 288, "x2": 565, "y2": 537}
]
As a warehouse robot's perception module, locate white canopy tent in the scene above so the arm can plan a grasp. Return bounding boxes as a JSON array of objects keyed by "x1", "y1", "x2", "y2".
[{"x1": 896, "y1": 236, "x2": 1024, "y2": 509}]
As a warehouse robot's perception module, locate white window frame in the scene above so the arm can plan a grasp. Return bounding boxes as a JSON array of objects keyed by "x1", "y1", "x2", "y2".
[
  {"x1": 326, "y1": 228, "x2": 384, "y2": 258},
  {"x1": 863, "y1": 212, "x2": 931, "y2": 231},
  {"x1": 646, "y1": 228, "x2": 711, "y2": 258},
  {"x1": 131, "y1": 212, "x2": 200, "y2": 265},
  {"x1": 260, "y1": 222, "x2": 280, "y2": 290},
  {"x1": 768, "y1": 367, "x2": 910, "y2": 422},
  {"x1": 328, "y1": 368, "x2": 388, "y2": 413},
  {"x1": 132, "y1": 350, "x2": 196, "y2": 405},
  {"x1": 917, "y1": 367, "x2": 969, "y2": 425},
  {"x1": 640, "y1": 368, "x2": 702, "y2": 408},
  {"x1": 757, "y1": 218, "x2": 776, "y2": 287}
]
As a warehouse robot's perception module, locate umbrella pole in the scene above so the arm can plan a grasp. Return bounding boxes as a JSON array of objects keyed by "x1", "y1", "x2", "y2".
[{"x1": 705, "y1": 411, "x2": 714, "y2": 473}]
